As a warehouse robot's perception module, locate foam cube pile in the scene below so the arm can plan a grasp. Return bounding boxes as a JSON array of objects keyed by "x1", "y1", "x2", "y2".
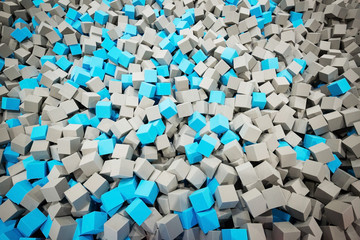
[{"x1": 0, "y1": 0, "x2": 360, "y2": 239}]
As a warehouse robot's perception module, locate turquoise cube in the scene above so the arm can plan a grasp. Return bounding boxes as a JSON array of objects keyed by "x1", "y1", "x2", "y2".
[
  {"x1": 303, "y1": 134, "x2": 326, "y2": 149},
  {"x1": 31, "y1": 125, "x2": 48, "y2": 140},
  {"x1": 118, "y1": 177, "x2": 138, "y2": 201},
  {"x1": 101, "y1": 187, "x2": 124, "y2": 213},
  {"x1": 53, "y1": 42, "x2": 69, "y2": 55},
  {"x1": 17, "y1": 208, "x2": 47, "y2": 237},
  {"x1": 197, "y1": 135, "x2": 217, "y2": 157},
  {"x1": 179, "y1": 58, "x2": 195, "y2": 74},
  {"x1": 124, "y1": 5, "x2": 135, "y2": 19},
  {"x1": 98, "y1": 138, "x2": 115, "y2": 155},
  {"x1": 195, "y1": 208, "x2": 220, "y2": 234},
  {"x1": 221, "y1": 47, "x2": 238, "y2": 65},
  {"x1": 222, "y1": 229, "x2": 248, "y2": 240},
  {"x1": 139, "y1": 82, "x2": 156, "y2": 99},
  {"x1": 210, "y1": 114, "x2": 229, "y2": 134},
  {"x1": 261, "y1": 58, "x2": 279, "y2": 70},
  {"x1": 96, "y1": 101, "x2": 112, "y2": 118},
  {"x1": 188, "y1": 111, "x2": 206, "y2": 132},
  {"x1": 118, "y1": 51, "x2": 135, "y2": 68},
  {"x1": 56, "y1": 57, "x2": 73, "y2": 71},
  {"x1": 220, "y1": 130, "x2": 240, "y2": 145},
  {"x1": 175, "y1": 207, "x2": 197, "y2": 230},
  {"x1": 192, "y1": 49, "x2": 207, "y2": 64},
  {"x1": 81, "y1": 211, "x2": 108, "y2": 235},
  {"x1": 121, "y1": 74, "x2": 133, "y2": 89},
  {"x1": 250, "y1": 4, "x2": 262, "y2": 17},
  {"x1": 185, "y1": 142, "x2": 203, "y2": 164},
  {"x1": 6, "y1": 180, "x2": 33, "y2": 204},
  {"x1": 277, "y1": 69, "x2": 293, "y2": 83},
  {"x1": 25, "y1": 160, "x2": 47, "y2": 180},
  {"x1": 151, "y1": 119, "x2": 165, "y2": 135},
  {"x1": 134, "y1": 180, "x2": 159, "y2": 205},
  {"x1": 94, "y1": 10, "x2": 109, "y2": 25},
  {"x1": 159, "y1": 98, "x2": 177, "y2": 119},
  {"x1": 126, "y1": 198, "x2": 151, "y2": 225},
  {"x1": 252, "y1": 92, "x2": 266, "y2": 109},
  {"x1": 136, "y1": 123, "x2": 158, "y2": 144},
  {"x1": 189, "y1": 187, "x2": 214, "y2": 212},
  {"x1": 293, "y1": 146, "x2": 310, "y2": 161},
  {"x1": 157, "y1": 65, "x2": 169, "y2": 77},
  {"x1": 327, "y1": 154, "x2": 342, "y2": 173},
  {"x1": 327, "y1": 78, "x2": 351, "y2": 96},
  {"x1": 209, "y1": 91, "x2": 225, "y2": 105},
  {"x1": 11, "y1": 28, "x2": 28, "y2": 42},
  {"x1": 156, "y1": 82, "x2": 171, "y2": 95},
  {"x1": 1, "y1": 97, "x2": 20, "y2": 111},
  {"x1": 144, "y1": 69, "x2": 157, "y2": 83}
]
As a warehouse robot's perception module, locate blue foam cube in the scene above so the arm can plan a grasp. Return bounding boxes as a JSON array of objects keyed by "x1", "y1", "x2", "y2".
[
  {"x1": 81, "y1": 211, "x2": 108, "y2": 235},
  {"x1": 159, "y1": 98, "x2": 177, "y2": 119},
  {"x1": 159, "y1": 37, "x2": 176, "y2": 53},
  {"x1": 40, "y1": 215, "x2": 52, "y2": 238},
  {"x1": 220, "y1": 130, "x2": 240, "y2": 145},
  {"x1": 25, "y1": 160, "x2": 47, "y2": 180},
  {"x1": 209, "y1": 91, "x2": 225, "y2": 105},
  {"x1": 195, "y1": 208, "x2": 220, "y2": 234},
  {"x1": 210, "y1": 114, "x2": 229, "y2": 134},
  {"x1": 221, "y1": 47, "x2": 238, "y2": 65},
  {"x1": 101, "y1": 187, "x2": 124, "y2": 213},
  {"x1": 6, "y1": 180, "x2": 33, "y2": 204},
  {"x1": 56, "y1": 56, "x2": 73, "y2": 71},
  {"x1": 179, "y1": 58, "x2": 195, "y2": 74},
  {"x1": 197, "y1": 135, "x2": 217, "y2": 157},
  {"x1": 96, "y1": 101, "x2": 112, "y2": 118},
  {"x1": 124, "y1": 5, "x2": 135, "y2": 19},
  {"x1": 94, "y1": 10, "x2": 109, "y2": 25},
  {"x1": 1, "y1": 97, "x2": 20, "y2": 111},
  {"x1": 327, "y1": 154, "x2": 342, "y2": 173},
  {"x1": 118, "y1": 177, "x2": 138, "y2": 201},
  {"x1": 185, "y1": 142, "x2": 203, "y2": 164},
  {"x1": 261, "y1": 58, "x2": 279, "y2": 70},
  {"x1": 118, "y1": 51, "x2": 135, "y2": 68},
  {"x1": 11, "y1": 28, "x2": 28, "y2": 42},
  {"x1": 157, "y1": 65, "x2": 169, "y2": 77},
  {"x1": 272, "y1": 208, "x2": 291, "y2": 222},
  {"x1": 293, "y1": 146, "x2": 310, "y2": 161},
  {"x1": 136, "y1": 123, "x2": 158, "y2": 144},
  {"x1": 30, "y1": 125, "x2": 48, "y2": 140},
  {"x1": 175, "y1": 207, "x2": 198, "y2": 230},
  {"x1": 277, "y1": 69, "x2": 293, "y2": 83},
  {"x1": 151, "y1": 119, "x2": 165, "y2": 135},
  {"x1": 0, "y1": 228, "x2": 22, "y2": 240},
  {"x1": 98, "y1": 138, "x2": 116, "y2": 155},
  {"x1": 134, "y1": 180, "x2": 159, "y2": 205},
  {"x1": 139, "y1": 82, "x2": 156, "y2": 99},
  {"x1": 188, "y1": 111, "x2": 206, "y2": 132},
  {"x1": 303, "y1": 134, "x2": 326, "y2": 149},
  {"x1": 53, "y1": 42, "x2": 69, "y2": 55},
  {"x1": 192, "y1": 49, "x2": 207, "y2": 64},
  {"x1": 125, "y1": 198, "x2": 151, "y2": 225},
  {"x1": 156, "y1": 82, "x2": 171, "y2": 95},
  {"x1": 189, "y1": 187, "x2": 214, "y2": 212},
  {"x1": 252, "y1": 92, "x2": 266, "y2": 109},
  {"x1": 327, "y1": 78, "x2": 351, "y2": 96},
  {"x1": 17, "y1": 208, "x2": 47, "y2": 237},
  {"x1": 222, "y1": 229, "x2": 248, "y2": 240},
  {"x1": 144, "y1": 69, "x2": 157, "y2": 83},
  {"x1": 250, "y1": 4, "x2": 262, "y2": 17}
]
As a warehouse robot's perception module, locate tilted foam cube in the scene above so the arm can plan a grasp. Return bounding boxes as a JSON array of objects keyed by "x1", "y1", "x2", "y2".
[
  {"x1": 252, "y1": 92, "x2": 267, "y2": 110},
  {"x1": 222, "y1": 229, "x2": 248, "y2": 240},
  {"x1": 125, "y1": 198, "x2": 151, "y2": 225},
  {"x1": 31, "y1": 125, "x2": 48, "y2": 140},
  {"x1": 327, "y1": 78, "x2": 351, "y2": 96},
  {"x1": 151, "y1": 119, "x2": 165, "y2": 136},
  {"x1": 156, "y1": 82, "x2": 171, "y2": 96},
  {"x1": 98, "y1": 138, "x2": 116, "y2": 156},
  {"x1": 159, "y1": 98, "x2": 177, "y2": 119},
  {"x1": 261, "y1": 58, "x2": 279, "y2": 70},
  {"x1": 136, "y1": 123, "x2": 158, "y2": 144},
  {"x1": 144, "y1": 69, "x2": 157, "y2": 83},
  {"x1": 195, "y1": 208, "x2": 220, "y2": 234},
  {"x1": 96, "y1": 101, "x2": 112, "y2": 119},
  {"x1": 6, "y1": 180, "x2": 33, "y2": 204},
  {"x1": 209, "y1": 91, "x2": 225, "y2": 105},
  {"x1": 293, "y1": 146, "x2": 310, "y2": 161},
  {"x1": 139, "y1": 82, "x2": 156, "y2": 99},
  {"x1": 197, "y1": 135, "x2": 217, "y2": 157},
  {"x1": 179, "y1": 58, "x2": 195, "y2": 75},
  {"x1": 250, "y1": 4, "x2": 262, "y2": 17},
  {"x1": 94, "y1": 10, "x2": 109, "y2": 25},
  {"x1": 192, "y1": 49, "x2": 207, "y2": 64},
  {"x1": 174, "y1": 207, "x2": 198, "y2": 230},
  {"x1": 81, "y1": 211, "x2": 108, "y2": 235},
  {"x1": 118, "y1": 177, "x2": 138, "y2": 201},
  {"x1": 101, "y1": 187, "x2": 124, "y2": 213},
  {"x1": 134, "y1": 180, "x2": 159, "y2": 205},
  {"x1": 221, "y1": 47, "x2": 238, "y2": 65},
  {"x1": 1, "y1": 97, "x2": 20, "y2": 111},
  {"x1": 189, "y1": 187, "x2": 214, "y2": 212},
  {"x1": 327, "y1": 154, "x2": 342, "y2": 173},
  {"x1": 17, "y1": 208, "x2": 47, "y2": 237},
  {"x1": 25, "y1": 160, "x2": 48, "y2": 180},
  {"x1": 210, "y1": 114, "x2": 229, "y2": 134},
  {"x1": 123, "y1": 5, "x2": 135, "y2": 19},
  {"x1": 303, "y1": 134, "x2": 326, "y2": 149},
  {"x1": 185, "y1": 142, "x2": 203, "y2": 164},
  {"x1": 188, "y1": 111, "x2": 206, "y2": 132}
]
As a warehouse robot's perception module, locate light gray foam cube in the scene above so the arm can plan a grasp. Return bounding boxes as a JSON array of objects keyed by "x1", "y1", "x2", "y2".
[{"x1": 214, "y1": 185, "x2": 239, "y2": 209}]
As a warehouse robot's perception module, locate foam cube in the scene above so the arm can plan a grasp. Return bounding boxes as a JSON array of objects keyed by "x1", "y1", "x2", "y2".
[
  {"x1": 252, "y1": 92, "x2": 266, "y2": 109},
  {"x1": 136, "y1": 123, "x2": 158, "y2": 144},
  {"x1": 124, "y1": 5, "x2": 135, "y2": 19},
  {"x1": 144, "y1": 69, "x2": 157, "y2": 83},
  {"x1": 195, "y1": 208, "x2": 220, "y2": 234},
  {"x1": 189, "y1": 187, "x2": 214, "y2": 212},
  {"x1": 117, "y1": 177, "x2": 138, "y2": 201},
  {"x1": 209, "y1": 91, "x2": 225, "y2": 105},
  {"x1": 98, "y1": 138, "x2": 116, "y2": 155},
  {"x1": 188, "y1": 111, "x2": 206, "y2": 132},
  {"x1": 17, "y1": 208, "x2": 47, "y2": 237},
  {"x1": 25, "y1": 160, "x2": 47, "y2": 180},
  {"x1": 327, "y1": 78, "x2": 351, "y2": 96},
  {"x1": 6, "y1": 180, "x2": 33, "y2": 204},
  {"x1": 134, "y1": 180, "x2": 159, "y2": 205},
  {"x1": 221, "y1": 47, "x2": 238, "y2": 65},
  {"x1": 101, "y1": 187, "x2": 124, "y2": 213},
  {"x1": 192, "y1": 50, "x2": 207, "y2": 64},
  {"x1": 159, "y1": 98, "x2": 177, "y2": 119},
  {"x1": 250, "y1": 4, "x2": 262, "y2": 17},
  {"x1": 1, "y1": 97, "x2": 20, "y2": 111},
  {"x1": 197, "y1": 135, "x2": 217, "y2": 157},
  {"x1": 174, "y1": 207, "x2": 197, "y2": 230},
  {"x1": 261, "y1": 58, "x2": 279, "y2": 70},
  {"x1": 31, "y1": 125, "x2": 48, "y2": 140},
  {"x1": 82, "y1": 211, "x2": 108, "y2": 235},
  {"x1": 222, "y1": 229, "x2": 248, "y2": 240},
  {"x1": 185, "y1": 142, "x2": 203, "y2": 164},
  {"x1": 94, "y1": 10, "x2": 109, "y2": 25},
  {"x1": 125, "y1": 198, "x2": 151, "y2": 225},
  {"x1": 210, "y1": 114, "x2": 229, "y2": 134},
  {"x1": 179, "y1": 59, "x2": 195, "y2": 74},
  {"x1": 156, "y1": 82, "x2": 171, "y2": 95},
  {"x1": 139, "y1": 82, "x2": 156, "y2": 99},
  {"x1": 96, "y1": 101, "x2": 112, "y2": 118}
]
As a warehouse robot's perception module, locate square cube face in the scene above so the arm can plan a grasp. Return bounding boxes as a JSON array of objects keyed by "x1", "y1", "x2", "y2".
[
  {"x1": 125, "y1": 198, "x2": 151, "y2": 225},
  {"x1": 195, "y1": 208, "x2": 220, "y2": 234},
  {"x1": 18, "y1": 208, "x2": 47, "y2": 237},
  {"x1": 197, "y1": 135, "x2": 217, "y2": 157},
  {"x1": 96, "y1": 101, "x2": 112, "y2": 119}
]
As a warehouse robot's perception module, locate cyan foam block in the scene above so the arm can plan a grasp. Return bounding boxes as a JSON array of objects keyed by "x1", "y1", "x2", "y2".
[
  {"x1": 98, "y1": 138, "x2": 116, "y2": 155},
  {"x1": 0, "y1": 229, "x2": 22, "y2": 240},
  {"x1": 4, "y1": 145, "x2": 20, "y2": 162},
  {"x1": 53, "y1": 42, "x2": 69, "y2": 55},
  {"x1": 6, "y1": 180, "x2": 33, "y2": 204},
  {"x1": 134, "y1": 180, "x2": 159, "y2": 205},
  {"x1": 117, "y1": 177, "x2": 138, "y2": 201},
  {"x1": 221, "y1": 47, "x2": 238, "y2": 65},
  {"x1": 272, "y1": 208, "x2": 291, "y2": 222},
  {"x1": 40, "y1": 216, "x2": 52, "y2": 238},
  {"x1": 156, "y1": 82, "x2": 171, "y2": 95},
  {"x1": 159, "y1": 98, "x2": 177, "y2": 119},
  {"x1": 179, "y1": 58, "x2": 195, "y2": 74},
  {"x1": 159, "y1": 37, "x2": 176, "y2": 53},
  {"x1": 189, "y1": 187, "x2": 214, "y2": 212},
  {"x1": 1, "y1": 97, "x2": 20, "y2": 111},
  {"x1": 197, "y1": 135, "x2": 217, "y2": 157},
  {"x1": 207, "y1": 178, "x2": 219, "y2": 195},
  {"x1": 101, "y1": 187, "x2": 124, "y2": 213},
  {"x1": 192, "y1": 49, "x2": 207, "y2": 64},
  {"x1": 144, "y1": 69, "x2": 157, "y2": 83},
  {"x1": 250, "y1": 4, "x2": 262, "y2": 17},
  {"x1": 124, "y1": 5, "x2": 135, "y2": 19},
  {"x1": 125, "y1": 24, "x2": 137, "y2": 36},
  {"x1": 188, "y1": 111, "x2": 206, "y2": 132},
  {"x1": 210, "y1": 114, "x2": 229, "y2": 134},
  {"x1": 31, "y1": 125, "x2": 48, "y2": 140},
  {"x1": 174, "y1": 207, "x2": 198, "y2": 230},
  {"x1": 94, "y1": 10, "x2": 109, "y2": 25},
  {"x1": 327, "y1": 78, "x2": 351, "y2": 96},
  {"x1": 81, "y1": 211, "x2": 108, "y2": 235},
  {"x1": 139, "y1": 82, "x2": 156, "y2": 99},
  {"x1": 17, "y1": 208, "x2": 47, "y2": 237},
  {"x1": 136, "y1": 123, "x2": 158, "y2": 144},
  {"x1": 157, "y1": 65, "x2": 170, "y2": 77},
  {"x1": 95, "y1": 101, "x2": 112, "y2": 119},
  {"x1": 327, "y1": 154, "x2": 342, "y2": 173},
  {"x1": 303, "y1": 134, "x2": 326, "y2": 149},
  {"x1": 151, "y1": 119, "x2": 165, "y2": 135},
  {"x1": 125, "y1": 198, "x2": 151, "y2": 225},
  {"x1": 293, "y1": 146, "x2": 310, "y2": 161},
  {"x1": 56, "y1": 57, "x2": 73, "y2": 71},
  {"x1": 252, "y1": 92, "x2": 266, "y2": 109},
  {"x1": 261, "y1": 57, "x2": 279, "y2": 70},
  {"x1": 185, "y1": 142, "x2": 203, "y2": 164},
  {"x1": 209, "y1": 91, "x2": 225, "y2": 105},
  {"x1": 118, "y1": 50, "x2": 135, "y2": 68},
  {"x1": 277, "y1": 69, "x2": 293, "y2": 83},
  {"x1": 220, "y1": 130, "x2": 240, "y2": 145},
  {"x1": 195, "y1": 208, "x2": 220, "y2": 234},
  {"x1": 222, "y1": 229, "x2": 248, "y2": 240},
  {"x1": 25, "y1": 160, "x2": 48, "y2": 180}
]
